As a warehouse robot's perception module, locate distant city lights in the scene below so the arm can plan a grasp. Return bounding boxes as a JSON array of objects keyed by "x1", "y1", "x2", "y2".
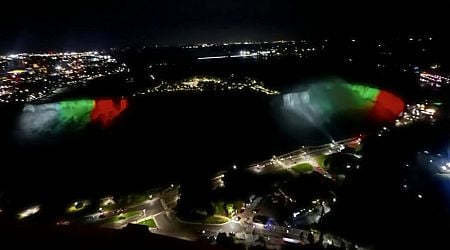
[
  {"x1": 419, "y1": 71, "x2": 450, "y2": 89},
  {"x1": 0, "y1": 51, "x2": 128, "y2": 103},
  {"x1": 134, "y1": 76, "x2": 279, "y2": 96}
]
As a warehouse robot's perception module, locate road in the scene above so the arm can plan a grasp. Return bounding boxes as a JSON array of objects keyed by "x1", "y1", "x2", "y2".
[
  {"x1": 248, "y1": 137, "x2": 361, "y2": 177},
  {"x1": 87, "y1": 137, "x2": 364, "y2": 248},
  {"x1": 95, "y1": 188, "x2": 351, "y2": 249}
]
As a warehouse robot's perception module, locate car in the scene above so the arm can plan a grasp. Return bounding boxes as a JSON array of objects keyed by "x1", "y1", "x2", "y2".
[
  {"x1": 252, "y1": 208, "x2": 261, "y2": 213},
  {"x1": 114, "y1": 208, "x2": 125, "y2": 214},
  {"x1": 56, "y1": 220, "x2": 71, "y2": 226}
]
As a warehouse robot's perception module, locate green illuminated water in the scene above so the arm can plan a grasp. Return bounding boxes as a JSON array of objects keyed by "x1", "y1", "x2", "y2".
[
  {"x1": 58, "y1": 100, "x2": 95, "y2": 132},
  {"x1": 345, "y1": 83, "x2": 380, "y2": 110}
]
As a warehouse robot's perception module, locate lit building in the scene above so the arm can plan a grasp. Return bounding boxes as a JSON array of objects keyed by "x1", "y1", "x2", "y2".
[{"x1": 419, "y1": 71, "x2": 450, "y2": 88}]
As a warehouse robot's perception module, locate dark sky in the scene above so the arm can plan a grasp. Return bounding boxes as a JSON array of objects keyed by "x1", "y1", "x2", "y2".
[{"x1": 1, "y1": 0, "x2": 448, "y2": 52}]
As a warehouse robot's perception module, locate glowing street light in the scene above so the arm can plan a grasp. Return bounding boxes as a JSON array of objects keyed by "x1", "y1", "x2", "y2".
[{"x1": 18, "y1": 205, "x2": 41, "y2": 219}]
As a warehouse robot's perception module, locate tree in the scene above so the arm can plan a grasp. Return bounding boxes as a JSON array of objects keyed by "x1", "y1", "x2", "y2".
[
  {"x1": 216, "y1": 232, "x2": 235, "y2": 248},
  {"x1": 307, "y1": 232, "x2": 315, "y2": 245}
]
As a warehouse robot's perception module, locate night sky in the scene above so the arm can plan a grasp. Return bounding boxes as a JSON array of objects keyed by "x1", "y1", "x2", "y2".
[{"x1": 1, "y1": 0, "x2": 448, "y2": 52}]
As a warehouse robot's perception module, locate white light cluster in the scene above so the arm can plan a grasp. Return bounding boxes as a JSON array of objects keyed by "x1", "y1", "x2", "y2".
[
  {"x1": 396, "y1": 102, "x2": 438, "y2": 127},
  {"x1": 419, "y1": 72, "x2": 450, "y2": 88},
  {"x1": 0, "y1": 51, "x2": 127, "y2": 103}
]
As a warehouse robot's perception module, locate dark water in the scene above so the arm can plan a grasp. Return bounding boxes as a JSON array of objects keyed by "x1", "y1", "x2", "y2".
[{"x1": 0, "y1": 89, "x2": 398, "y2": 207}]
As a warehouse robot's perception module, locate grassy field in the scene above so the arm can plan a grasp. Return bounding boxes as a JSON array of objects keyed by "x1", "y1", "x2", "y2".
[
  {"x1": 314, "y1": 155, "x2": 329, "y2": 169},
  {"x1": 204, "y1": 215, "x2": 229, "y2": 224},
  {"x1": 102, "y1": 210, "x2": 141, "y2": 224},
  {"x1": 66, "y1": 200, "x2": 90, "y2": 214},
  {"x1": 292, "y1": 163, "x2": 314, "y2": 173},
  {"x1": 99, "y1": 193, "x2": 151, "y2": 211},
  {"x1": 67, "y1": 205, "x2": 84, "y2": 213},
  {"x1": 178, "y1": 214, "x2": 230, "y2": 225},
  {"x1": 119, "y1": 194, "x2": 149, "y2": 207},
  {"x1": 139, "y1": 218, "x2": 157, "y2": 228}
]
